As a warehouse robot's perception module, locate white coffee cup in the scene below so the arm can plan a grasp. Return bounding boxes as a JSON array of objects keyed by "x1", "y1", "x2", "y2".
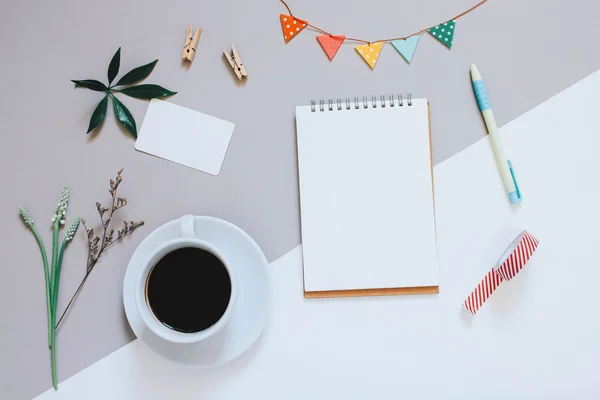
[{"x1": 135, "y1": 215, "x2": 237, "y2": 344}]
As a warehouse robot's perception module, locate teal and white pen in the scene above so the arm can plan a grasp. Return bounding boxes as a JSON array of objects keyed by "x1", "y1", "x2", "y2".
[{"x1": 470, "y1": 64, "x2": 522, "y2": 204}]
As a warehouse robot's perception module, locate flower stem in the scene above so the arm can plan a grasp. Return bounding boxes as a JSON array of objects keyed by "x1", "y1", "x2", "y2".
[
  {"x1": 50, "y1": 323, "x2": 58, "y2": 389},
  {"x1": 49, "y1": 219, "x2": 60, "y2": 348},
  {"x1": 55, "y1": 269, "x2": 92, "y2": 329},
  {"x1": 49, "y1": 239, "x2": 66, "y2": 390},
  {"x1": 52, "y1": 241, "x2": 67, "y2": 322},
  {"x1": 30, "y1": 225, "x2": 52, "y2": 352}
]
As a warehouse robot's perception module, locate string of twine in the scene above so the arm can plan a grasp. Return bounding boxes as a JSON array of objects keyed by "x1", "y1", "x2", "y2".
[{"x1": 280, "y1": 0, "x2": 489, "y2": 45}]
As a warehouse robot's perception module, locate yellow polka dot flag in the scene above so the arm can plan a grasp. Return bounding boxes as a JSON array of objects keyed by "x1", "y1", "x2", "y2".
[
  {"x1": 428, "y1": 20, "x2": 456, "y2": 49},
  {"x1": 354, "y1": 42, "x2": 383, "y2": 69},
  {"x1": 280, "y1": 14, "x2": 308, "y2": 43}
]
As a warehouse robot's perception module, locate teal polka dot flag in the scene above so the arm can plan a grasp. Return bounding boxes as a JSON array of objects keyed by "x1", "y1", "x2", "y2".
[{"x1": 428, "y1": 20, "x2": 456, "y2": 49}]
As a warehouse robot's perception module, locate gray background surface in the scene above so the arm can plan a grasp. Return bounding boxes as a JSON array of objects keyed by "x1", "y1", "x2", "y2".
[{"x1": 1, "y1": 0, "x2": 599, "y2": 398}]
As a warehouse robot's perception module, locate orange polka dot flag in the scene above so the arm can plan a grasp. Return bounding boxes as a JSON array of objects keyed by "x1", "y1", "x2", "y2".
[
  {"x1": 280, "y1": 14, "x2": 307, "y2": 43},
  {"x1": 278, "y1": 0, "x2": 488, "y2": 69}
]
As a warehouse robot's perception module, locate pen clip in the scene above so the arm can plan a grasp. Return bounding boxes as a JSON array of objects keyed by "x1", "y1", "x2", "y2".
[{"x1": 507, "y1": 160, "x2": 522, "y2": 203}]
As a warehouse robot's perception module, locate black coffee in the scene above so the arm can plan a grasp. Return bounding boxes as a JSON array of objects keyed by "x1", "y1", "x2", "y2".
[{"x1": 146, "y1": 247, "x2": 231, "y2": 333}]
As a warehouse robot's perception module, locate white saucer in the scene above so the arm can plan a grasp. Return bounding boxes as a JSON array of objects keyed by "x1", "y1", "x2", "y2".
[{"x1": 123, "y1": 216, "x2": 270, "y2": 367}]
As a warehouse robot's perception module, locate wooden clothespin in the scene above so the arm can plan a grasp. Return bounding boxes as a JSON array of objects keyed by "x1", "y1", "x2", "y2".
[
  {"x1": 223, "y1": 45, "x2": 248, "y2": 80},
  {"x1": 182, "y1": 25, "x2": 201, "y2": 62}
]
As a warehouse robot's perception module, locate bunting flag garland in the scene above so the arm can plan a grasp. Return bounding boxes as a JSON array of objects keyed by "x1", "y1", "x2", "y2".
[
  {"x1": 428, "y1": 20, "x2": 456, "y2": 49},
  {"x1": 317, "y1": 35, "x2": 346, "y2": 61},
  {"x1": 391, "y1": 36, "x2": 420, "y2": 64},
  {"x1": 355, "y1": 42, "x2": 383, "y2": 69},
  {"x1": 278, "y1": 0, "x2": 487, "y2": 68},
  {"x1": 280, "y1": 14, "x2": 307, "y2": 43}
]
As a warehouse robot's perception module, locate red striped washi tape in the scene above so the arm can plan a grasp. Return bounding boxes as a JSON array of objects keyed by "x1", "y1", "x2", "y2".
[{"x1": 463, "y1": 231, "x2": 539, "y2": 315}]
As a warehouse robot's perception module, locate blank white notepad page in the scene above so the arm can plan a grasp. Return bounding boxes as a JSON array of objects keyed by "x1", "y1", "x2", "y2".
[{"x1": 296, "y1": 98, "x2": 438, "y2": 293}]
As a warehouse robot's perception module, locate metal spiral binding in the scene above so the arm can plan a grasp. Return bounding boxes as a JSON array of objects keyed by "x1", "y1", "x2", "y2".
[{"x1": 310, "y1": 94, "x2": 412, "y2": 112}]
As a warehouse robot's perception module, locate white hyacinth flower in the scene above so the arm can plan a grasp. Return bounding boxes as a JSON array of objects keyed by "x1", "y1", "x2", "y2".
[
  {"x1": 65, "y1": 218, "x2": 81, "y2": 242},
  {"x1": 19, "y1": 207, "x2": 34, "y2": 226},
  {"x1": 53, "y1": 187, "x2": 69, "y2": 226}
]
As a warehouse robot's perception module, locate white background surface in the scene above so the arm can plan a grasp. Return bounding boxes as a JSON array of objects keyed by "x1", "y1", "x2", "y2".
[
  {"x1": 35, "y1": 67, "x2": 600, "y2": 399},
  {"x1": 296, "y1": 99, "x2": 438, "y2": 291}
]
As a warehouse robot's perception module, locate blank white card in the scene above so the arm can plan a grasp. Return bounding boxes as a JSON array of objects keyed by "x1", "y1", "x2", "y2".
[
  {"x1": 296, "y1": 98, "x2": 438, "y2": 293},
  {"x1": 135, "y1": 99, "x2": 234, "y2": 176}
]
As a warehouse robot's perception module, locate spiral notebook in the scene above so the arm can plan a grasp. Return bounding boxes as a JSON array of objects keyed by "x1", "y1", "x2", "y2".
[{"x1": 296, "y1": 95, "x2": 438, "y2": 298}]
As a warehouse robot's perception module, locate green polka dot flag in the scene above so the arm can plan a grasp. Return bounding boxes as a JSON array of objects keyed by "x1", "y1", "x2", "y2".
[{"x1": 428, "y1": 20, "x2": 455, "y2": 49}]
